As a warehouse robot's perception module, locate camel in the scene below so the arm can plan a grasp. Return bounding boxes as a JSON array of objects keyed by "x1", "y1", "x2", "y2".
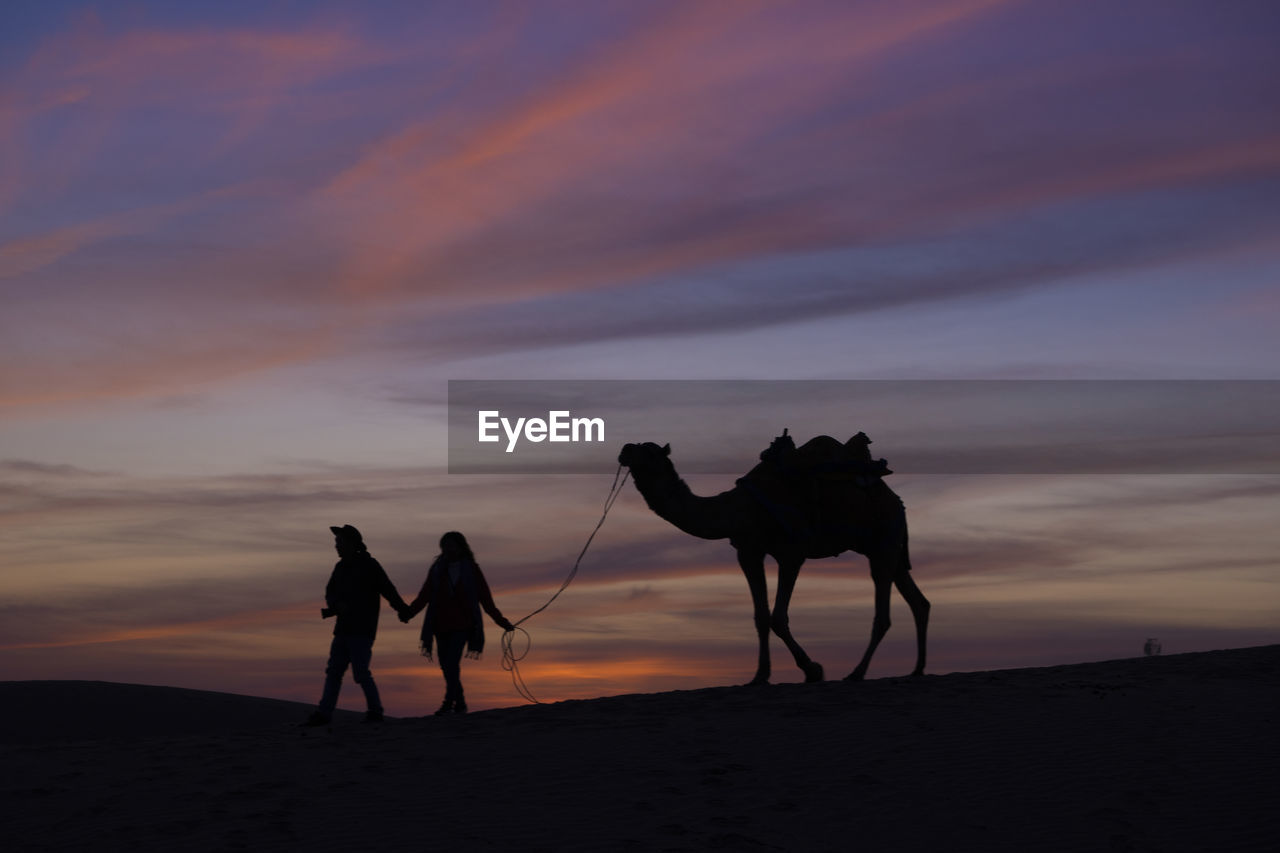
[{"x1": 617, "y1": 433, "x2": 929, "y2": 685}]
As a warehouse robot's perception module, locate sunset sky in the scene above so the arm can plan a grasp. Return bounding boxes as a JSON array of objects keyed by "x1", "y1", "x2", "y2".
[{"x1": 2, "y1": 0, "x2": 1278, "y2": 713}]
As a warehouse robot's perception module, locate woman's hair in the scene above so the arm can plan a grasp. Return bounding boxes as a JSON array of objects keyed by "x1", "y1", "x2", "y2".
[{"x1": 439, "y1": 530, "x2": 476, "y2": 564}]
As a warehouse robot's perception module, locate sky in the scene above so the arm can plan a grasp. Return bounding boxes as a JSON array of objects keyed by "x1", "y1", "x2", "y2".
[{"x1": 2, "y1": 0, "x2": 1278, "y2": 714}]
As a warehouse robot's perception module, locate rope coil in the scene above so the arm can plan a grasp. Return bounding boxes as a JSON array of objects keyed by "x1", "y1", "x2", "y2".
[{"x1": 500, "y1": 464, "x2": 630, "y2": 703}]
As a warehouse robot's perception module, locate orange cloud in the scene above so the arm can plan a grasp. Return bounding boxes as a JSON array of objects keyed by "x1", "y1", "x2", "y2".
[{"x1": 0, "y1": 603, "x2": 312, "y2": 651}]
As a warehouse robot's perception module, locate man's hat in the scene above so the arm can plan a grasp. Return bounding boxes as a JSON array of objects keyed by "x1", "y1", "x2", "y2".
[{"x1": 330, "y1": 524, "x2": 364, "y2": 545}]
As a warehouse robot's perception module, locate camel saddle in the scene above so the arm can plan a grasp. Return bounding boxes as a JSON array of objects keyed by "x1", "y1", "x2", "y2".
[
  {"x1": 753, "y1": 429, "x2": 891, "y2": 481},
  {"x1": 737, "y1": 430, "x2": 898, "y2": 549}
]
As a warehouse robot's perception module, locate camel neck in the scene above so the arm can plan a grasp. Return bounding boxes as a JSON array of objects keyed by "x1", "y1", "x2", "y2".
[{"x1": 632, "y1": 469, "x2": 736, "y2": 541}]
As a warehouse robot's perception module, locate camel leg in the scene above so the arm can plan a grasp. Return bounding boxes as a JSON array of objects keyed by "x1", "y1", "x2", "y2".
[
  {"x1": 736, "y1": 549, "x2": 771, "y2": 685},
  {"x1": 893, "y1": 538, "x2": 929, "y2": 676},
  {"x1": 772, "y1": 557, "x2": 824, "y2": 682},
  {"x1": 846, "y1": 558, "x2": 893, "y2": 682}
]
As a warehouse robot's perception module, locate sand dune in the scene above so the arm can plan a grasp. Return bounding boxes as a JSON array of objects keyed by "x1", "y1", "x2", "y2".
[
  {"x1": 3, "y1": 645, "x2": 1277, "y2": 851},
  {"x1": 0, "y1": 681, "x2": 363, "y2": 743}
]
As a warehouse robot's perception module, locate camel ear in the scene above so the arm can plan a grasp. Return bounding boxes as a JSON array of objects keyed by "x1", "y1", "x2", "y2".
[{"x1": 661, "y1": 443, "x2": 670, "y2": 456}]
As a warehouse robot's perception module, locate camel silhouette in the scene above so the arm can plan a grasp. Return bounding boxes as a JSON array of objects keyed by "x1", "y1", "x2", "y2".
[{"x1": 618, "y1": 432, "x2": 929, "y2": 685}]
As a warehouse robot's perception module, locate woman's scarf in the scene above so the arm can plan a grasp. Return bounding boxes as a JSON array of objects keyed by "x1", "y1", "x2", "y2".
[{"x1": 418, "y1": 557, "x2": 485, "y2": 659}]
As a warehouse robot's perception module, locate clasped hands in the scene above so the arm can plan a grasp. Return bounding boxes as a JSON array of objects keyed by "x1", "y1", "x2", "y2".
[{"x1": 393, "y1": 606, "x2": 515, "y2": 634}]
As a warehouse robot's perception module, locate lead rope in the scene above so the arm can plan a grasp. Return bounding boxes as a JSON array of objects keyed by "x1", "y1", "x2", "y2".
[{"x1": 499, "y1": 464, "x2": 630, "y2": 704}]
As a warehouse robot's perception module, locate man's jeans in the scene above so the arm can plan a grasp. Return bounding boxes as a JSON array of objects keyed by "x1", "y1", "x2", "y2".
[{"x1": 318, "y1": 634, "x2": 383, "y2": 715}]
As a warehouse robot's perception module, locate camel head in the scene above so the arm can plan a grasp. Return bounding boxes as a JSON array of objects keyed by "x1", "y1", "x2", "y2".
[
  {"x1": 618, "y1": 442, "x2": 674, "y2": 479},
  {"x1": 618, "y1": 442, "x2": 691, "y2": 517}
]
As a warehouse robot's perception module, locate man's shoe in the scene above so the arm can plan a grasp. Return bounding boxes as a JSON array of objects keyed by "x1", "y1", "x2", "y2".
[
  {"x1": 364, "y1": 710, "x2": 385, "y2": 724},
  {"x1": 454, "y1": 700, "x2": 468, "y2": 715},
  {"x1": 434, "y1": 700, "x2": 453, "y2": 717},
  {"x1": 301, "y1": 711, "x2": 331, "y2": 727}
]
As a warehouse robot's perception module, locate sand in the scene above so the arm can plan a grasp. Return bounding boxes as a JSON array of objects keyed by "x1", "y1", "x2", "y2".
[{"x1": 3, "y1": 645, "x2": 1277, "y2": 852}]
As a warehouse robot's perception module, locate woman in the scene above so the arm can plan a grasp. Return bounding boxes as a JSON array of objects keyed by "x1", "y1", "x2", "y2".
[{"x1": 402, "y1": 531, "x2": 515, "y2": 715}]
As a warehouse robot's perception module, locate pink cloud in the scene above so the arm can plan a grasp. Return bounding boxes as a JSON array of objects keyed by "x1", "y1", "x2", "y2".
[
  {"x1": 313, "y1": 0, "x2": 1018, "y2": 303},
  {"x1": 0, "y1": 320, "x2": 338, "y2": 410}
]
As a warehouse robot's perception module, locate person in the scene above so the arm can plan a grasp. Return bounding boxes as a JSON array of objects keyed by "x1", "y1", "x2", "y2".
[
  {"x1": 304, "y1": 524, "x2": 410, "y2": 726},
  {"x1": 401, "y1": 531, "x2": 515, "y2": 715}
]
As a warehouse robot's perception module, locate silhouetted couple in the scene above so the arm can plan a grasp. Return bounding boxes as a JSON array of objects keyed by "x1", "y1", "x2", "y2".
[{"x1": 304, "y1": 526, "x2": 513, "y2": 726}]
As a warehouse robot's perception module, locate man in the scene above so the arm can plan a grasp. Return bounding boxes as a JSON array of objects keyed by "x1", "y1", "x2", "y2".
[{"x1": 304, "y1": 524, "x2": 409, "y2": 726}]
